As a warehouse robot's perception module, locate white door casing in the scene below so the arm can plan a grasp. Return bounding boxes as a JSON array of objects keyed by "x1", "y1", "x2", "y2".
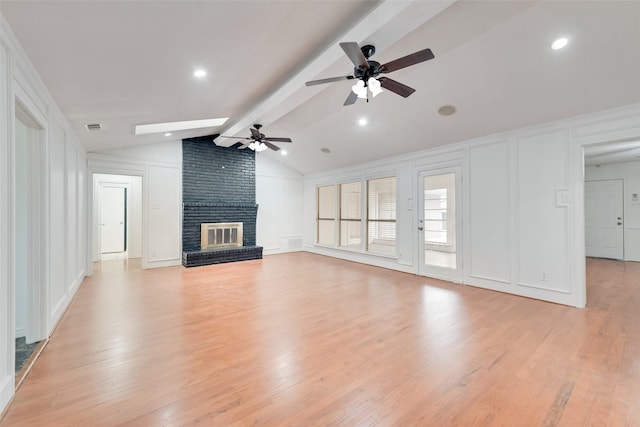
[
  {"x1": 418, "y1": 167, "x2": 463, "y2": 282},
  {"x1": 585, "y1": 179, "x2": 624, "y2": 259}
]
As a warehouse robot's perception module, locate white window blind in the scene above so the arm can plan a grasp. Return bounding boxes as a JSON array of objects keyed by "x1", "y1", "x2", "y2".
[
  {"x1": 339, "y1": 181, "x2": 362, "y2": 249},
  {"x1": 316, "y1": 185, "x2": 335, "y2": 246},
  {"x1": 367, "y1": 177, "x2": 396, "y2": 256}
]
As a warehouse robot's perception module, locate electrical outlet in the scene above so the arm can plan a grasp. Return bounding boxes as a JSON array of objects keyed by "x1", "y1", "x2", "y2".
[{"x1": 541, "y1": 271, "x2": 549, "y2": 281}]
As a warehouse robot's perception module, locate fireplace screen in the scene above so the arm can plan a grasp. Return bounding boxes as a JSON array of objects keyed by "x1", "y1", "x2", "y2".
[{"x1": 201, "y1": 222, "x2": 243, "y2": 250}]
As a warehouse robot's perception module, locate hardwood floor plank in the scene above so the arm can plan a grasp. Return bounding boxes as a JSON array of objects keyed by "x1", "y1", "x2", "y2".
[{"x1": 1, "y1": 254, "x2": 639, "y2": 426}]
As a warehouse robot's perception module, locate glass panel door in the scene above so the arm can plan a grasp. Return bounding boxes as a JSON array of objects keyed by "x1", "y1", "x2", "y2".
[{"x1": 418, "y1": 167, "x2": 462, "y2": 282}]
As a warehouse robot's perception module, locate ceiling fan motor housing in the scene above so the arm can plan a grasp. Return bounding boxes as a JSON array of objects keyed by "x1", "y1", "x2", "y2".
[
  {"x1": 361, "y1": 44, "x2": 375, "y2": 59},
  {"x1": 354, "y1": 45, "x2": 381, "y2": 83},
  {"x1": 354, "y1": 60, "x2": 381, "y2": 82}
]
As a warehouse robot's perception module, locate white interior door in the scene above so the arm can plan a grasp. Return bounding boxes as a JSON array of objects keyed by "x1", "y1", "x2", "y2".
[
  {"x1": 100, "y1": 186, "x2": 126, "y2": 253},
  {"x1": 418, "y1": 167, "x2": 462, "y2": 282},
  {"x1": 585, "y1": 179, "x2": 624, "y2": 259}
]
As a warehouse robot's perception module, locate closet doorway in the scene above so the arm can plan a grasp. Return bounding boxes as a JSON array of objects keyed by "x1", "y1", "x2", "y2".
[{"x1": 92, "y1": 174, "x2": 142, "y2": 262}]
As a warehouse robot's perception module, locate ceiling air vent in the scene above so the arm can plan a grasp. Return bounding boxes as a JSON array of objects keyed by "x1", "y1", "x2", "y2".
[{"x1": 85, "y1": 123, "x2": 102, "y2": 132}]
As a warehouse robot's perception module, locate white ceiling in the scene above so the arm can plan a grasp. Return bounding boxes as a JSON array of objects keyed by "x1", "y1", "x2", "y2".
[{"x1": 3, "y1": 0, "x2": 640, "y2": 174}]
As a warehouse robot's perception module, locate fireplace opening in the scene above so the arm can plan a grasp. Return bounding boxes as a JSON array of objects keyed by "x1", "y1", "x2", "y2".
[{"x1": 201, "y1": 222, "x2": 243, "y2": 250}]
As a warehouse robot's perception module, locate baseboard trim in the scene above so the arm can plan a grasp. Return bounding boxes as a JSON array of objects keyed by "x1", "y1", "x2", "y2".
[{"x1": 0, "y1": 375, "x2": 15, "y2": 421}]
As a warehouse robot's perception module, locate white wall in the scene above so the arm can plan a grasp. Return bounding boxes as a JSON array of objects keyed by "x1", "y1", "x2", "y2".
[
  {"x1": 304, "y1": 104, "x2": 640, "y2": 308},
  {"x1": 1, "y1": 17, "x2": 87, "y2": 413},
  {"x1": 92, "y1": 174, "x2": 143, "y2": 261},
  {"x1": 88, "y1": 144, "x2": 305, "y2": 265},
  {"x1": 256, "y1": 155, "x2": 303, "y2": 254},
  {"x1": 87, "y1": 142, "x2": 182, "y2": 269},
  {"x1": 586, "y1": 161, "x2": 640, "y2": 261}
]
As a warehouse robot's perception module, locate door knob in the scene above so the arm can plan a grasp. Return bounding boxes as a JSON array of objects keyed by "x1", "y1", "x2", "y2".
[
  {"x1": 418, "y1": 226, "x2": 424, "y2": 231},
  {"x1": 618, "y1": 222, "x2": 623, "y2": 225}
]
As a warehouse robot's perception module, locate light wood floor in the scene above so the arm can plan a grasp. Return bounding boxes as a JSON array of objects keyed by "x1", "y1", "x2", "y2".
[{"x1": 1, "y1": 253, "x2": 638, "y2": 426}]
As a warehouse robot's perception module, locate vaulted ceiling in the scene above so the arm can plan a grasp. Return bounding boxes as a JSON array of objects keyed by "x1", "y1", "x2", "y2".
[{"x1": 3, "y1": 1, "x2": 640, "y2": 174}]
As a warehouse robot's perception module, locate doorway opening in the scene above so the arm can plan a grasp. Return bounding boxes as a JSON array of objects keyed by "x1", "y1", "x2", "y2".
[
  {"x1": 92, "y1": 174, "x2": 142, "y2": 263},
  {"x1": 582, "y1": 138, "x2": 640, "y2": 307},
  {"x1": 14, "y1": 101, "x2": 47, "y2": 383},
  {"x1": 584, "y1": 138, "x2": 640, "y2": 264}
]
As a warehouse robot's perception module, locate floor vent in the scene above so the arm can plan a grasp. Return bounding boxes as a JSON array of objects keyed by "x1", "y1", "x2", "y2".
[{"x1": 85, "y1": 123, "x2": 102, "y2": 131}]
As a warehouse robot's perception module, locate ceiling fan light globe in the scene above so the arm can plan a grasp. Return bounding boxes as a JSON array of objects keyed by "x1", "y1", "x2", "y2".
[
  {"x1": 256, "y1": 142, "x2": 268, "y2": 152},
  {"x1": 351, "y1": 80, "x2": 366, "y2": 97},
  {"x1": 368, "y1": 77, "x2": 383, "y2": 97},
  {"x1": 248, "y1": 142, "x2": 256, "y2": 151}
]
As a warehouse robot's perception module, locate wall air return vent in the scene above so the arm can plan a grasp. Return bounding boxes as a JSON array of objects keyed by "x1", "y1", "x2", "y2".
[{"x1": 85, "y1": 123, "x2": 102, "y2": 132}]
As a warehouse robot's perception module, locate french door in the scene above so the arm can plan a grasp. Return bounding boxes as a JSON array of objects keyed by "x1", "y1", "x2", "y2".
[{"x1": 418, "y1": 167, "x2": 463, "y2": 282}]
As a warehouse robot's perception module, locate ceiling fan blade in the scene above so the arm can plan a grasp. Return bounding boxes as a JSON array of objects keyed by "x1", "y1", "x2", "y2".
[
  {"x1": 219, "y1": 135, "x2": 251, "y2": 140},
  {"x1": 264, "y1": 137, "x2": 292, "y2": 143},
  {"x1": 343, "y1": 90, "x2": 358, "y2": 106},
  {"x1": 237, "y1": 143, "x2": 251, "y2": 150},
  {"x1": 380, "y1": 48, "x2": 434, "y2": 73},
  {"x1": 305, "y1": 75, "x2": 354, "y2": 86},
  {"x1": 262, "y1": 141, "x2": 280, "y2": 151},
  {"x1": 340, "y1": 42, "x2": 369, "y2": 70},
  {"x1": 378, "y1": 77, "x2": 416, "y2": 98},
  {"x1": 250, "y1": 127, "x2": 261, "y2": 140}
]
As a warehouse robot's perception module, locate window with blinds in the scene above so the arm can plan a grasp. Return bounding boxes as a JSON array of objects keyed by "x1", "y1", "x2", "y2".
[
  {"x1": 366, "y1": 177, "x2": 396, "y2": 256},
  {"x1": 316, "y1": 185, "x2": 335, "y2": 246},
  {"x1": 339, "y1": 181, "x2": 362, "y2": 249}
]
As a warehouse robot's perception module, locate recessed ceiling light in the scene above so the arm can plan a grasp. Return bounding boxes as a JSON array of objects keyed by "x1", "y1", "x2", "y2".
[
  {"x1": 438, "y1": 105, "x2": 456, "y2": 116},
  {"x1": 135, "y1": 117, "x2": 228, "y2": 135},
  {"x1": 164, "y1": 132, "x2": 172, "y2": 137},
  {"x1": 358, "y1": 118, "x2": 367, "y2": 126},
  {"x1": 281, "y1": 150, "x2": 287, "y2": 156},
  {"x1": 321, "y1": 148, "x2": 331, "y2": 154},
  {"x1": 194, "y1": 69, "x2": 207, "y2": 78},
  {"x1": 551, "y1": 37, "x2": 568, "y2": 50}
]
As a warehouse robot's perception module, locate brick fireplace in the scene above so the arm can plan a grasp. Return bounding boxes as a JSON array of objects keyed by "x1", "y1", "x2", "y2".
[{"x1": 181, "y1": 135, "x2": 263, "y2": 267}]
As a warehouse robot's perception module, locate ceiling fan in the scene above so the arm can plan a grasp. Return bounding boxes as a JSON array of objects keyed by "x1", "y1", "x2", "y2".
[
  {"x1": 305, "y1": 42, "x2": 434, "y2": 106},
  {"x1": 218, "y1": 124, "x2": 292, "y2": 152}
]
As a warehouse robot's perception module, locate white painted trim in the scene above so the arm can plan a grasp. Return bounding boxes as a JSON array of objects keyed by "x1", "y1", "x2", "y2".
[
  {"x1": 0, "y1": 376, "x2": 14, "y2": 417},
  {"x1": 517, "y1": 281, "x2": 572, "y2": 294},
  {"x1": 263, "y1": 248, "x2": 303, "y2": 256},
  {"x1": 48, "y1": 273, "x2": 84, "y2": 331},
  {"x1": 87, "y1": 159, "x2": 147, "y2": 271},
  {"x1": 143, "y1": 259, "x2": 181, "y2": 269},
  {"x1": 468, "y1": 274, "x2": 511, "y2": 285},
  {"x1": 305, "y1": 247, "x2": 415, "y2": 275},
  {"x1": 0, "y1": 39, "x2": 16, "y2": 413},
  {"x1": 416, "y1": 165, "x2": 464, "y2": 282},
  {"x1": 14, "y1": 98, "x2": 49, "y2": 345}
]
